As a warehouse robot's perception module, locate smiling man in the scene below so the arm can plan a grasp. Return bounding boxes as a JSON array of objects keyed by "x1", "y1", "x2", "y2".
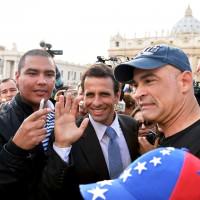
[
  {"x1": 48, "y1": 63, "x2": 139, "y2": 198},
  {"x1": 77, "y1": 64, "x2": 139, "y2": 178},
  {"x1": 114, "y1": 44, "x2": 200, "y2": 158},
  {"x1": 82, "y1": 64, "x2": 138, "y2": 171},
  {"x1": 82, "y1": 65, "x2": 121, "y2": 125}
]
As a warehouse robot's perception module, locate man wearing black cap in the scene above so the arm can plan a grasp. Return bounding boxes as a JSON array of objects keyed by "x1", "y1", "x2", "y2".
[{"x1": 114, "y1": 44, "x2": 200, "y2": 158}]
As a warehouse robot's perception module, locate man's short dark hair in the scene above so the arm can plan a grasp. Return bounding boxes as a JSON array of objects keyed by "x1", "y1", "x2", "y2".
[
  {"x1": 18, "y1": 49, "x2": 54, "y2": 72},
  {"x1": 0, "y1": 78, "x2": 16, "y2": 84},
  {"x1": 81, "y1": 63, "x2": 120, "y2": 94}
]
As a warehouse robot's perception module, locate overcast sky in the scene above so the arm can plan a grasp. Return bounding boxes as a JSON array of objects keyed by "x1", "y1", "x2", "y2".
[{"x1": 0, "y1": 0, "x2": 199, "y2": 64}]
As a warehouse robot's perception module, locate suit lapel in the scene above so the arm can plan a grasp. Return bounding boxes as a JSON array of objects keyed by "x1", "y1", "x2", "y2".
[
  {"x1": 78, "y1": 122, "x2": 109, "y2": 178},
  {"x1": 118, "y1": 115, "x2": 139, "y2": 161}
]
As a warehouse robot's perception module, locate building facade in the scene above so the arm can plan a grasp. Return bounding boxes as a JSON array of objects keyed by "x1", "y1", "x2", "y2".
[
  {"x1": 55, "y1": 60, "x2": 86, "y2": 87},
  {"x1": 108, "y1": 6, "x2": 200, "y2": 81},
  {"x1": 0, "y1": 44, "x2": 87, "y2": 87},
  {"x1": 0, "y1": 45, "x2": 21, "y2": 80}
]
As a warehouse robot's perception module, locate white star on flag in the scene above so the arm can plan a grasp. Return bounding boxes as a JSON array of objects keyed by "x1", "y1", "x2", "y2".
[
  {"x1": 166, "y1": 147, "x2": 175, "y2": 151},
  {"x1": 160, "y1": 149, "x2": 171, "y2": 156},
  {"x1": 119, "y1": 167, "x2": 132, "y2": 182},
  {"x1": 134, "y1": 161, "x2": 147, "y2": 174},
  {"x1": 149, "y1": 156, "x2": 162, "y2": 166},
  {"x1": 87, "y1": 186, "x2": 108, "y2": 200},
  {"x1": 97, "y1": 180, "x2": 114, "y2": 187}
]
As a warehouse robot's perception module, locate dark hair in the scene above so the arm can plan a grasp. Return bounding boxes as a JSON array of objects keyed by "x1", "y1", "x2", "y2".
[
  {"x1": 123, "y1": 93, "x2": 137, "y2": 109},
  {"x1": 81, "y1": 63, "x2": 119, "y2": 94},
  {"x1": 0, "y1": 78, "x2": 16, "y2": 84},
  {"x1": 18, "y1": 49, "x2": 54, "y2": 72},
  {"x1": 130, "y1": 105, "x2": 141, "y2": 118}
]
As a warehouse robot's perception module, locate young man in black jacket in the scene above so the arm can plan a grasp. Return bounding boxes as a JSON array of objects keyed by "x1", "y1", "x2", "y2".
[{"x1": 0, "y1": 49, "x2": 70, "y2": 200}]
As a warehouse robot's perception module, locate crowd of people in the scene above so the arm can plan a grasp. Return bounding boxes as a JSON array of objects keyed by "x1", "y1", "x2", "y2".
[{"x1": 0, "y1": 44, "x2": 200, "y2": 199}]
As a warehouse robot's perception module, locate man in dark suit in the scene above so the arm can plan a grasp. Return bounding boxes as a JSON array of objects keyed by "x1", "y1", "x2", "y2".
[{"x1": 52, "y1": 64, "x2": 139, "y2": 198}]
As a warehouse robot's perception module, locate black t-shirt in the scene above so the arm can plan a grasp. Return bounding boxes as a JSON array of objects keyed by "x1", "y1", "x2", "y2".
[{"x1": 159, "y1": 119, "x2": 200, "y2": 158}]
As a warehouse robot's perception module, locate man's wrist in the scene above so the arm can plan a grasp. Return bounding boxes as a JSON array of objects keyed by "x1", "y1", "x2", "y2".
[
  {"x1": 53, "y1": 143, "x2": 72, "y2": 162},
  {"x1": 54, "y1": 141, "x2": 71, "y2": 148},
  {"x1": 5, "y1": 139, "x2": 30, "y2": 157}
]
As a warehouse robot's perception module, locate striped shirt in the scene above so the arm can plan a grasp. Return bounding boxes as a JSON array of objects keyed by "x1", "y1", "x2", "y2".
[{"x1": 43, "y1": 111, "x2": 55, "y2": 151}]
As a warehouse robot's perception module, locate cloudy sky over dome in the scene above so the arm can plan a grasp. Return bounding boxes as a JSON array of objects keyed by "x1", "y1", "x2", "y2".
[
  {"x1": 171, "y1": 5, "x2": 200, "y2": 35},
  {"x1": 0, "y1": 0, "x2": 199, "y2": 64}
]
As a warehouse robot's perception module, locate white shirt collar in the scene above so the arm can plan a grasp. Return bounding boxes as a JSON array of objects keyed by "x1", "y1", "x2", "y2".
[{"x1": 89, "y1": 114, "x2": 121, "y2": 141}]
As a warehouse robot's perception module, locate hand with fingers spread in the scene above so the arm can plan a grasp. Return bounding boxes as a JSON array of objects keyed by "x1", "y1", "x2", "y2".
[
  {"x1": 12, "y1": 108, "x2": 51, "y2": 150},
  {"x1": 54, "y1": 94, "x2": 89, "y2": 148}
]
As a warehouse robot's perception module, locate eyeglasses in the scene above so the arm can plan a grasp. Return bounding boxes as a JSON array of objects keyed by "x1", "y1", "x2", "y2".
[{"x1": 137, "y1": 121, "x2": 154, "y2": 128}]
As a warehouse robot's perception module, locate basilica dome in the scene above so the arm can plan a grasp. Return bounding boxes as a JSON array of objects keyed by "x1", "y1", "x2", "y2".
[{"x1": 171, "y1": 6, "x2": 200, "y2": 36}]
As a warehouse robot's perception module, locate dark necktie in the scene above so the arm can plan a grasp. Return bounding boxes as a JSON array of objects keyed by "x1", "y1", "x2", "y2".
[{"x1": 105, "y1": 126, "x2": 123, "y2": 179}]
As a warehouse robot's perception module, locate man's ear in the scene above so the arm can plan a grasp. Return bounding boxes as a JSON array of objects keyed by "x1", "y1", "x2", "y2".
[
  {"x1": 179, "y1": 71, "x2": 193, "y2": 93},
  {"x1": 15, "y1": 71, "x2": 19, "y2": 79},
  {"x1": 15, "y1": 71, "x2": 20, "y2": 88}
]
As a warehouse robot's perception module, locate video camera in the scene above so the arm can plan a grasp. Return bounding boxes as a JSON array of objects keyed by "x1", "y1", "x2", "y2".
[
  {"x1": 194, "y1": 81, "x2": 200, "y2": 96},
  {"x1": 193, "y1": 81, "x2": 200, "y2": 105},
  {"x1": 96, "y1": 56, "x2": 119, "y2": 64},
  {"x1": 39, "y1": 41, "x2": 63, "y2": 57}
]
